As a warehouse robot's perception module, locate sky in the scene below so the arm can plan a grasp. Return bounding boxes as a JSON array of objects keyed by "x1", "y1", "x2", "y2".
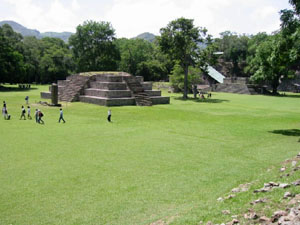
[{"x1": 0, "y1": 0, "x2": 292, "y2": 38}]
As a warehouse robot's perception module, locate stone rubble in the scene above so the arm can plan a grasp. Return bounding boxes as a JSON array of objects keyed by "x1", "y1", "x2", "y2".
[
  {"x1": 254, "y1": 182, "x2": 291, "y2": 193},
  {"x1": 250, "y1": 198, "x2": 268, "y2": 205},
  {"x1": 231, "y1": 183, "x2": 252, "y2": 193},
  {"x1": 222, "y1": 210, "x2": 231, "y2": 215},
  {"x1": 292, "y1": 179, "x2": 300, "y2": 186},
  {"x1": 280, "y1": 167, "x2": 287, "y2": 172},
  {"x1": 259, "y1": 215, "x2": 271, "y2": 222},
  {"x1": 284, "y1": 192, "x2": 294, "y2": 199},
  {"x1": 207, "y1": 153, "x2": 300, "y2": 225},
  {"x1": 244, "y1": 209, "x2": 258, "y2": 220}
]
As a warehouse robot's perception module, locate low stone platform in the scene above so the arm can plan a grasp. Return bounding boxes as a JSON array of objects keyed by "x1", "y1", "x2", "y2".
[{"x1": 41, "y1": 72, "x2": 170, "y2": 106}]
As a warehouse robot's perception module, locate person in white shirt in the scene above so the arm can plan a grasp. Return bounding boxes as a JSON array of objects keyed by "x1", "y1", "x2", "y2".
[
  {"x1": 107, "y1": 109, "x2": 111, "y2": 122},
  {"x1": 27, "y1": 106, "x2": 32, "y2": 119}
]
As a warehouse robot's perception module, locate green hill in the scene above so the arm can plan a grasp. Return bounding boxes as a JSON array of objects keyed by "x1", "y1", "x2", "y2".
[
  {"x1": 135, "y1": 32, "x2": 156, "y2": 42},
  {"x1": 0, "y1": 20, "x2": 73, "y2": 42}
]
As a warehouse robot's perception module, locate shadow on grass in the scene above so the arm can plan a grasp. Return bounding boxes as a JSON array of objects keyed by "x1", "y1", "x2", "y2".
[
  {"x1": 269, "y1": 129, "x2": 300, "y2": 137},
  {"x1": 276, "y1": 94, "x2": 300, "y2": 99},
  {"x1": 173, "y1": 97, "x2": 229, "y2": 104},
  {"x1": 0, "y1": 86, "x2": 37, "y2": 92}
]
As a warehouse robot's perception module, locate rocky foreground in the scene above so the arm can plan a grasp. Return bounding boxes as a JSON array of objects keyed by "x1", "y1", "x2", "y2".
[{"x1": 205, "y1": 153, "x2": 300, "y2": 225}]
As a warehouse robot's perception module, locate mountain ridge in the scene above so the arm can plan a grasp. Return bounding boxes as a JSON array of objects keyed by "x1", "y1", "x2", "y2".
[
  {"x1": 0, "y1": 20, "x2": 157, "y2": 43},
  {"x1": 0, "y1": 20, "x2": 73, "y2": 42}
]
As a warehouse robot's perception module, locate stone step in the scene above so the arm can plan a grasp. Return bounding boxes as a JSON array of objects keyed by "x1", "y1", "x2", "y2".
[
  {"x1": 79, "y1": 95, "x2": 135, "y2": 106},
  {"x1": 145, "y1": 90, "x2": 161, "y2": 96},
  {"x1": 89, "y1": 81, "x2": 127, "y2": 90},
  {"x1": 95, "y1": 75, "x2": 123, "y2": 82},
  {"x1": 84, "y1": 88, "x2": 132, "y2": 98},
  {"x1": 149, "y1": 96, "x2": 170, "y2": 104},
  {"x1": 142, "y1": 82, "x2": 152, "y2": 90}
]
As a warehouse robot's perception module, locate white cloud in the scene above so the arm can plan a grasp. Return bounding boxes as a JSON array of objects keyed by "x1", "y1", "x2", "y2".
[{"x1": 0, "y1": 0, "x2": 292, "y2": 37}]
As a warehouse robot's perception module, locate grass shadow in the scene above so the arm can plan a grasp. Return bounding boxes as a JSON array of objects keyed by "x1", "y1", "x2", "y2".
[
  {"x1": 276, "y1": 94, "x2": 300, "y2": 99},
  {"x1": 269, "y1": 129, "x2": 300, "y2": 137},
  {"x1": 173, "y1": 97, "x2": 229, "y2": 104},
  {"x1": 0, "y1": 86, "x2": 37, "y2": 92}
]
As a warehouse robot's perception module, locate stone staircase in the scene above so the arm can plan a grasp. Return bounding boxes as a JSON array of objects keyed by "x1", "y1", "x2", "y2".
[
  {"x1": 41, "y1": 72, "x2": 170, "y2": 106},
  {"x1": 59, "y1": 75, "x2": 90, "y2": 102},
  {"x1": 123, "y1": 76, "x2": 152, "y2": 106},
  {"x1": 214, "y1": 83, "x2": 265, "y2": 95}
]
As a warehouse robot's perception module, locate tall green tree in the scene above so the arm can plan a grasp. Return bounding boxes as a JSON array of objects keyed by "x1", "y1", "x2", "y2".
[
  {"x1": 158, "y1": 17, "x2": 208, "y2": 99},
  {"x1": 214, "y1": 31, "x2": 249, "y2": 77},
  {"x1": 250, "y1": 33, "x2": 293, "y2": 94},
  {"x1": 22, "y1": 36, "x2": 41, "y2": 83},
  {"x1": 69, "y1": 20, "x2": 120, "y2": 72},
  {"x1": 39, "y1": 37, "x2": 74, "y2": 83},
  {"x1": 116, "y1": 38, "x2": 153, "y2": 75},
  {"x1": 0, "y1": 24, "x2": 25, "y2": 84},
  {"x1": 116, "y1": 38, "x2": 169, "y2": 81},
  {"x1": 244, "y1": 32, "x2": 269, "y2": 77}
]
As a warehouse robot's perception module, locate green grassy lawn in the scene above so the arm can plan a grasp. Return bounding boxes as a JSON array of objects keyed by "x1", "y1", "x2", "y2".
[{"x1": 0, "y1": 85, "x2": 300, "y2": 225}]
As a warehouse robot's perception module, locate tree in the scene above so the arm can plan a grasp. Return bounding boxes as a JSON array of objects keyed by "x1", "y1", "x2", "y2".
[
  {"x1": 244, "y1": 32, "x2": 269, "y2": 77},
  {"x1": 116, "y1": 38, "x2": 153, "y2": 76},
  {"x1": 250, "y1": 34, "x2": 293, "y2": 94},
  {"x1": 214, "y1": 31, "x2": 249, "y2": 77},
  {"x1": 169, "y1": 62, "x2": 203, "y2": 93},
  {"x1": 0, "y1": 24, "x2": 25, "y2": 84},
  {"x1": 39, "y1": 37, "x2": 74, "y2": 83},
  {"x1": 22, "y1": 36, "x2": 41, "y2": 83},
  {"x1": 69, "y1": 20, "x2": 120, "y2": 72},
  {"x1": 158, "y1": 17, "x2": 208, "y2": 99}
]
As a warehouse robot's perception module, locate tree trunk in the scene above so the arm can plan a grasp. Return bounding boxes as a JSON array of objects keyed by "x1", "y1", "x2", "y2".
[
  {"x1": 272, "y1": 79, "x2": 279, "y2": 95},
  {"x1": 183, "y1": 64, "x2": 188, "y2": 99},
  {"x1": 272, "y1": 86, "x2": 278, "y2": 95}
]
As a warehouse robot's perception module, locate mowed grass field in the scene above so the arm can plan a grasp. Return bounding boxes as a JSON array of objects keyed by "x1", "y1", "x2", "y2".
[{"x1": 0, "y1": 85, "x2": 300, "y2": 225}]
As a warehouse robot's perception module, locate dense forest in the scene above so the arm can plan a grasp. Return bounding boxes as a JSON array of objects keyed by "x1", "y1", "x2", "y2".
[{"x1": 0, "y1": 0, "x2": 299, "y2": 95}]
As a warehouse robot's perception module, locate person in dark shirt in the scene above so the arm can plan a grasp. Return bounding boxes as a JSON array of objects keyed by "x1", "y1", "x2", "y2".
[
  {"x1": 38, "y1": 110, "x2": 44, "y2": 124},
  {"x1": 20, "y1": 106, "x2": 26, "y2": 120}
]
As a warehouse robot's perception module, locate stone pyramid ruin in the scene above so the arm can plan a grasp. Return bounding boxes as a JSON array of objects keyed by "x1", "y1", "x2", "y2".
[{"x1": 40, "y1": 72, "x2": 170, "y2": 106}]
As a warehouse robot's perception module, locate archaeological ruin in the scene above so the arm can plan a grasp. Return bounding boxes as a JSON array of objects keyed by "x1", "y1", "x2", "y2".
[{"x1": 40, "y1": 72, "x2": 170, "y2": 106}]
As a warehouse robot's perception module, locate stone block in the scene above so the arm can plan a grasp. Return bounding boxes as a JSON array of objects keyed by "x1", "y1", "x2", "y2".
[
  {"x1": 90, "y1": 82, "x2": 127, "y2": 90},
  {"x1": 79, "y1": 96, "x2": 135, "y2": 106},
  {"x1": 135, "y1": 76, "x2": 144, "y2": 82},
  {"x1": 41, "y1": 92, "x2": 51, "y2": 99},
  {"x1": 145, "y1": 90, "x2": 161, "y2": 96},
  {"x1": 150, "y1": 96, "x2": 170, "y2": 104},
  {"x1": 84, "y1": 89, "x2": 132, "y2": 98},
  {"x1": 95, "y1": 75, "x2": 123, "y2": 82},
  {"x1": 142, "y1": 82, "x2": 152, "y2": 90}
]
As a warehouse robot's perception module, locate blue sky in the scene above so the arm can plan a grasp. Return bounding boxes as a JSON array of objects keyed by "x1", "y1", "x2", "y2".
[{"x1": 0, "y1": 0, "x2": 292, "y2": 38}]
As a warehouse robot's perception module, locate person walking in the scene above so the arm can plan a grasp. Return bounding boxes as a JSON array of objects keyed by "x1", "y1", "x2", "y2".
[
  {"x1": 2, "y1": 101, "x2": 6, "y2": 119},
  {"x1": 20, "y1": 106, "x2": 26, "y2": 120},
  {"x1": 3, "y1": 108, "x2": 8, "y2": 120},
  {"x1": 25, "y1": 96, "x2": 29, "y2": 104},
  {"x1": 38, "y1": 110, "x2": 44, "y2": 124},
  {"x1": 27, "y1": 106, "x2": 32, "y2": 119},
  {"x1": 35, "y1": 109, "x2": 39, "y2": 123},
  {"x1": 107, "y1": 109, "x2": 111, "y2": 122},
  {"x1": 58, "y1": 108, "x2": 65, "y2": 123}
]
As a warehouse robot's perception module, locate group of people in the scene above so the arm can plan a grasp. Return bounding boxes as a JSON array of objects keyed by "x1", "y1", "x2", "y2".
[
  {"x1": 2, "y1": 97, "x2": 112, "y2": 124},
  {"x1": 199, "y1": 92, "x2": 212, "y2": 99},
  {"x1": 2, "y1": 99, "x2": 66, "y2": 124}
]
